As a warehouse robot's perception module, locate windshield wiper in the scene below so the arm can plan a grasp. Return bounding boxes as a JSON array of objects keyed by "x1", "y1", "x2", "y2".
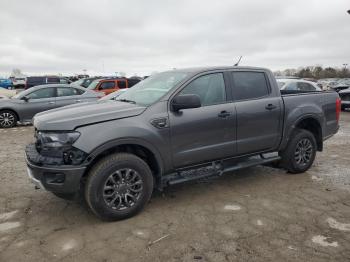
[{"x1": 115, "y1": 98, "x2": 136, "y2": 104}]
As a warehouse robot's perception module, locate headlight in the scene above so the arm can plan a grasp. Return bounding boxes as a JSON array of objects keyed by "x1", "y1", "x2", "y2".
[
  {"x1": 35, "y1": 131, "x2": 86, "y2": 165},
  {"x1": 37, "y1": 131, "x2": 80, "y2": 149}
]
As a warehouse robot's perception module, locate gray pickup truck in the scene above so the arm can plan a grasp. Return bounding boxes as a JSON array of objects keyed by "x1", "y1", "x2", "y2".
[{"x1": 25, "y1": 66, "x2": 340, "y2": 221}]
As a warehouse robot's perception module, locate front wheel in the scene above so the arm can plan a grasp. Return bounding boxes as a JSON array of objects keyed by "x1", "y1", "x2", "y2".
[
  {"x1": 85, "y1": 153, "x2": 154, "y2": 221},
  {"x1": 0, "y1": 110, "x2": 17, "y2": 128},
  {"x1": 280, "y1": 129, "x2": 317, "y2": 174}
]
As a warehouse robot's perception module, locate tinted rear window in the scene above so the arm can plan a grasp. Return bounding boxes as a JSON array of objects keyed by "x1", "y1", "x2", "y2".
[{"x1": 232, "y1": 72, "x2": 269, "y2": 100}]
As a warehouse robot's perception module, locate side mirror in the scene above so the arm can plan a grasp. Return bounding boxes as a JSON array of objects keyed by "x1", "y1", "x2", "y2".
[
  {"x1": 21, "y1": 96, "x2": 29, "y2": 102},
  {"x1": 171, "y1": 94, "x2": 201, "y2": 112}
]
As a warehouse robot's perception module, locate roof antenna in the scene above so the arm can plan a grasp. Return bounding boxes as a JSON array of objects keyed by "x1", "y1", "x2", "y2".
[{"x1": 234, "y1": 56, "x2": 242, "y2": 66}]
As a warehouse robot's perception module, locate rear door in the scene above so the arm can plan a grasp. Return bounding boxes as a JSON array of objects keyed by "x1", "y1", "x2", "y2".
[
  {"x1": 169, "y1": 72, "x2": 236, "y2": 168},
  {"x1": 231, "y1": 71, "x2": 282, "y2": 155},
  {"x1": 55, "y1": 86, "x2": 86, "y2": 107}
]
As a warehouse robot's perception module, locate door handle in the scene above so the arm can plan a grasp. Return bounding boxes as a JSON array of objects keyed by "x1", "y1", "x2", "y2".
[
  {"x1": 218, "y1": 111, "x2": 231, "y2": 118},
  {"x1": 75, "y1": 100, "x2": 82, "y2": 103},
  {"x1": 48, "y1": 101, "x2": 55, "y2": 105},
  {"x1": 265, "y1": 104, "x2": 277, "y2": 110}
]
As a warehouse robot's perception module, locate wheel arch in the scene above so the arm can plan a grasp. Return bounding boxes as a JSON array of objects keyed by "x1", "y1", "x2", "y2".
[
  {"x1": 293, "y1": 116, "x2": 323, "y2": 151},
  {"x1": 82, "y1": 139, "x2": 164, "y2": 188}
]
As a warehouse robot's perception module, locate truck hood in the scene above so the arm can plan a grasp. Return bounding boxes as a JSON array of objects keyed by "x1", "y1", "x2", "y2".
[{"x1": 33, "y1": 100, "x2": 147, "y2": 131}]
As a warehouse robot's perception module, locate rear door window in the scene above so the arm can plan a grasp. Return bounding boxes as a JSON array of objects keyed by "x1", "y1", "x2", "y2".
[
  {"x1": 57, "y1": 87, "x2": 79, "y2": 97},
  {"x1": 231, "y1": 72, "x2": 269, "y2": 100}
]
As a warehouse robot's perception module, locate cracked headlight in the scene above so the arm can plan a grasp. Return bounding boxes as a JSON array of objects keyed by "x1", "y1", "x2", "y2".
[
  {"x1": 36, "y1": 131, "x2": 80, "y2": 149},
  {"x1": 35, "y1": 131, "x2": 86, "y2": 165}
]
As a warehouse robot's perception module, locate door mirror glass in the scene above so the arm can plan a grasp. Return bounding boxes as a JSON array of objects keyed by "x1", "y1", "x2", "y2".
[{"x1": 171, "y1": 94, "x2": 201, "y2": 111}]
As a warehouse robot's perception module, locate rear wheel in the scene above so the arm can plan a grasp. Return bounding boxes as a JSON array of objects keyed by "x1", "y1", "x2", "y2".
[
  {"x1": 0, "y1": 110, "x2": 17, "y2": 128},
  {"x1": 280, "y1": 129, "x2": 317, "y2": 174},
  {"x1": 85, "y1": 153, "x2": 154, "y2": 221}
]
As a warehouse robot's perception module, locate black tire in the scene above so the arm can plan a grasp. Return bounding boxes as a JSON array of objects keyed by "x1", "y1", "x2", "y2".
[
  {"x1": 280, "y1": 129, "x2": 317, "y2": 174},
  {"x1": 52, "y1": 192, "x2": 77, "y2": 201},
  {"x1": 0, "y1": 110, "x2": 18, "y2": 128},
  {"x1": 85, "y1": 153, "x2": 154, "y2": 221}
]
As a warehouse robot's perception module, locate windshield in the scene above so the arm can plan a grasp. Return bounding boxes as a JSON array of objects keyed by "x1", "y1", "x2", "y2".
[
  {"x1": 87, "y1": 79, "x2": 101, "y2": 90},
  {"x1": 115, "y1": 71, "x2": 189, "y2": 106}
]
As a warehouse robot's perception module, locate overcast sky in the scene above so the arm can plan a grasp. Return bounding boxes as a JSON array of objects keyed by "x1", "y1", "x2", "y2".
[{"x1": 0, "y1": 0, "x2": 349, "y2": 77}]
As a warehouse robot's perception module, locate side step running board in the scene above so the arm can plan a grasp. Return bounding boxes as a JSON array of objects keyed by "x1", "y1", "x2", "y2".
[{"x1": 164, "y1": 154, "x2": 281, "y2": 187}]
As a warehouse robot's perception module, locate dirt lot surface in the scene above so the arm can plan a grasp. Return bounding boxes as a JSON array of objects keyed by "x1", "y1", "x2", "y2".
[{"x1": 0, "y1": 113, "x2": 349, "y2": 262}]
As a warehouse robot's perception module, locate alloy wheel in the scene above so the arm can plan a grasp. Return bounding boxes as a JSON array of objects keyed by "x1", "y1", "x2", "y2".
[
  {"x1": 102, "y1": 168, "x2": 143, "y2": 211},
  {"x1": 294, "y1": 138, "x2": 313, "y2": 166},
  {"x1": 0, "y1": 112, "x2": 15, "y2": 128}
]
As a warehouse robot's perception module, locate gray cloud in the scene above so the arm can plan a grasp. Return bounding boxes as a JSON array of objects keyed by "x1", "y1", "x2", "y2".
[{"x1": 0, "y1": 0, "x2": 349, "y2": 76}]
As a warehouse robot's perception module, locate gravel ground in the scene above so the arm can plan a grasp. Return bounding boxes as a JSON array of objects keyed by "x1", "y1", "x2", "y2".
[{"x1": 0, "y1": 113, "x2": 349, "y2": 262}]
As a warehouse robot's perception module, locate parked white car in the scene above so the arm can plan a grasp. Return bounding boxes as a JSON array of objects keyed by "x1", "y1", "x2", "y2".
[
  {"x1": 11, "y1": 77, "x2": 26, "y2": 88},
  {"x1": 277, "y1": 79, "x2": 322, "y2": 92}
]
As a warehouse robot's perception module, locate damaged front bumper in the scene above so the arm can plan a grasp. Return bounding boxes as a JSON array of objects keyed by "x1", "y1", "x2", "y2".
[{"x1": 25, "y1": 143, "x2": 87, "y2": 194}]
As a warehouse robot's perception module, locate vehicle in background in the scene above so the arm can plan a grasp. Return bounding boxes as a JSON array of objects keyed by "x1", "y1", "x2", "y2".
[
  {"x1": 0, "y1": 84, "x2": 102, "y2": 128},
  {"x1": 275, "y1": 76, "x2": 300, "y2": 80},
  {"x1": 25, "y1": 76, "x2": 60, "y2": 89},
  {"x1": 339, "y1": 89, "x2": 350, "y2": 110},
  {"x1": 77, "y1": 74, "x2": 89, "y2": 79},
  {"x1": 302, "y1": 78, "x2": 317, "y2": 82},
  {"x1": 277, "y1": 79, "x2": 322, "y2": 92},
  {"x1": 87, "y1": 78, "x2": 129, "y2": 95},
  {"x1": 25, "y1": 76, "x2": 71, "y2": 89},
  {"x1": 331, "y1": 79, "x2": 350, "y2": 93},
  {"x1": 25, "y1": 66, "x2": 340, "y2": 220},
  {"x1": 10, "y1": 77, "x2": 26, "y2": 88},
  {"x1": 59, "y1": 77, "x2": 72, "y2": 84},
  {"x1": 0, "y1": 79, "x2": 13, "y2": 89},
  {"x1": 0, "y1": 87, "x2": 17, "y2": 98},
  {"x1": 71, "y1": 77, "x2": 104, "y2": 88},
  {"x1": 317, "y1": 78, "x2": 341, "y2": 91}
]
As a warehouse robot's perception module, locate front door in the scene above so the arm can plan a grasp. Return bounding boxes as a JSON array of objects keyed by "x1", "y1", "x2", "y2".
[
  {"x1": 169, "y1": 72, "x2": 236, "y2": 168},
  {"x1": 18, "y1": 87, "x2": 57, "y2": 121},
  {"x1": 231, "y1": 71, "x2": 282, "y2": 155}
]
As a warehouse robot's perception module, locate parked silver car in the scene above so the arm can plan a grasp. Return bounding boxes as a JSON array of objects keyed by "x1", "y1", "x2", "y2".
[{"x1": 0, "y1": 84, "x2": 102, "y2": 128}]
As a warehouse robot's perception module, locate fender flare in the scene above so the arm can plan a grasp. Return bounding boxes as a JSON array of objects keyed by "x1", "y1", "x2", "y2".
[
  {"x1": 280, "y1": 114, "x2": 323, "y2": 151},
  {"x1": 86, "y1": 137, "x2": 165, "y2": 175}
]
